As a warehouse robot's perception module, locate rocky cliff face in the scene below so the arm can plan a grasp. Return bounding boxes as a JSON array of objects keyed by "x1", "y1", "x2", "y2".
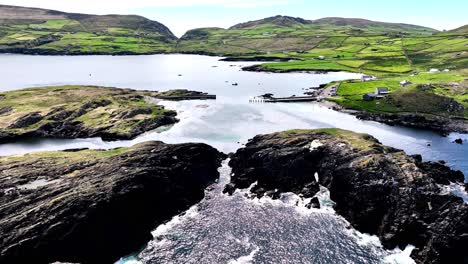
[
  {"x1": 0, "y1": 141, "x2": 223, "y2": 264},
  {"x1": 226, "y1": 129, "x2": 467, "y2": 264}
]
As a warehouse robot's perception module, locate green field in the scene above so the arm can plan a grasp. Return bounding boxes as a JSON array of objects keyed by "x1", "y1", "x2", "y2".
[
  {"x1": 200, "y1": 33, "x2": 467, "y2": 75},
  {"x1": 177, "y1": 16, "x2": 467, "y2": 76},
  {"x1": 328, "y1": 71, "x2": 468, "y2": 119},
  {"x1": 0, "y1": 6, "x2": 177, "y2": 54}
]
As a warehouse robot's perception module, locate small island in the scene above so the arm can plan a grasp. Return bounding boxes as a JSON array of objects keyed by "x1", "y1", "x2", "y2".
[{"x1": 0, "y1": 86, "x2": 214, "y2": 142}]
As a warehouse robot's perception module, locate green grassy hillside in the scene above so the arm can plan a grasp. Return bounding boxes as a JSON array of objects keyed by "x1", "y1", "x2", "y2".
[
  {"x1": 0, "y1": 5, "x2": 176, "y2": 54},
  {"x1": 329, "y1": 71, "x2": 468, "y2": 118},
  {"x1": 177, "y1": 16, "x2": 467, "y2": 75},
  {"x1": 450, "y1": 24, "x2": 468, "y2": 34},
  {"x1": 177, "y1": 16, "x2": 468, "y2": 125}
]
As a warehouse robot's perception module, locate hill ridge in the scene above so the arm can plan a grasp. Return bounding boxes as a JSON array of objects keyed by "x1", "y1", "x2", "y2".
[
  {"x1": 229, "y1": 15, "x2": 438, "y2": 33},
  {"x1": 0, "y1": 4, "x2": 176, "y2": 39}
]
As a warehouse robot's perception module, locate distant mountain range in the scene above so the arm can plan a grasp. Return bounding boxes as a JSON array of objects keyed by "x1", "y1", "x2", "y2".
[
  {"x1": 0, "y1": 5, "x2": 466, "y2": 57},
  {"x1": 229, "y1": 15, "x2": 438, "y2": 34}
]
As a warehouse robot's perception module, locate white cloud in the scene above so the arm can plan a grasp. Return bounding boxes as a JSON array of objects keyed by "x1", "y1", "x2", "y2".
[{"x1": 0, "y1": 0, "x2": 289, "y2": 14}]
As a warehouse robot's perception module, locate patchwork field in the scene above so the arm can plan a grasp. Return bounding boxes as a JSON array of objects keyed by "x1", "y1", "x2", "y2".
[
  {"x1": 178, "y1": 16, "x2": 467, "y2": 75},
  {"x1": 0, "y1": 5, "x2": 177, "y2": 54}
]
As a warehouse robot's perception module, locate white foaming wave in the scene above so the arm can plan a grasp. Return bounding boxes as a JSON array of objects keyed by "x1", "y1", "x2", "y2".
[
  {"x1": 384, "y1": 245, "x2": 416, "y2": 264},
  {"x1": 232, "y1": 182, "x2": 336, "y2": 215},
  {"x1": 347, "y1": 225, "x2": 416, "y2": 264},
  {"x1": 228, "y1": 247, "x2": 260, "y2": 264},
  {"x1": 151, "y1": 204, "x2": 199, "y2": 238},
  {"x1": 115, "y1": 256, "x2": 143, "y2": 264},
  {"x1": 448, "y1": 133, "x2": 468, "y2": 142},
  {"x1": 314, "y1": 186, "x2": 336, "y2": 212},
  {"x1": 217, "y1": 159, "x2": 233, "y2": 186},
  {"x1": 350, "y1": 230, "x2": 383, "y2": 247},
  {"x1": 439, "y1": 183, "x2": 468, "y2": 203}
]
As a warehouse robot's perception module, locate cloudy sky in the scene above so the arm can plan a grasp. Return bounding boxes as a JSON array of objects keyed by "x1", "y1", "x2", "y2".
[{"x1": 0, "y1": 0, "x2": 466, "y2": 36}]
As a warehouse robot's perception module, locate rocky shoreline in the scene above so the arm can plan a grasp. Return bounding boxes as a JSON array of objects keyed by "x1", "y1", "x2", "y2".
[
  {"x1": 0, "y1": 86, "x2": 214, "y2": 143},
  {"x1": 318, "y1": 98, "x2": 468, "y2": 136},
  {"x1": 225, "y1": 129, "x2": 468, "y2": 264},
  {"x1": 240, "y1": 64, "x2": 468, "y2": 136},
  {"x1": 0, "y1": 141, "x2": 224, "y2": 264},
  {"x1": 220, "y1": 56, "x2": 294, "y2": 62},
  {"x1": 352, "y1": 111, "x2": 468, "y2": 136},
  {"x1": 242, "y1": 64, "x2": 343, "y2": 74}
]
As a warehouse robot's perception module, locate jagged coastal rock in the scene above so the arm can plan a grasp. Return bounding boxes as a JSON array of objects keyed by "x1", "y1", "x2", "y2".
[
  {"x1": 354, "y1": 111, "x2": 468, "y2": 136},
  {"x1": 0, "y1": 141, "x2": 223, "y2": 263},
  {"x1": 0, "y1": 86, "x2": 214, "y2": 142},
  {"x1": 226, "y1": 129, "x2": 467, "y2": 264}
]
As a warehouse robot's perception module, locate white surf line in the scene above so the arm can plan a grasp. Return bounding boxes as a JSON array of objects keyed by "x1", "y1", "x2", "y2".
[{"x1": 228, "y1": 246, "x2": 260, "y2": 264}]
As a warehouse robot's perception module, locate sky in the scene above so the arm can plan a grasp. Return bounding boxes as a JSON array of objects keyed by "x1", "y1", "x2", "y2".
[{"x1": 0, "y1": 0, "x2": 467, "y2": 37}]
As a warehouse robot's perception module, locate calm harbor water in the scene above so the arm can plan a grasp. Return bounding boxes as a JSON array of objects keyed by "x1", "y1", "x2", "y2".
[{"x1": 0, "y1": 54, "x2": 466, "y2": 263}]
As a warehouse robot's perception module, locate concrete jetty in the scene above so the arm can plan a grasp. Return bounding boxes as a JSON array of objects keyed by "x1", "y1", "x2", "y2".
[{"x1": 249, "y1": 95, "x2": 318, "y2": 103}]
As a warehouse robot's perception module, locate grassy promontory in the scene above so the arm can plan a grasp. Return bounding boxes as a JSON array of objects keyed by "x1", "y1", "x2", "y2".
[
  {"x1": 324, "y1": 71, "x2": 468, "y2": 134},
  {"x1": 0, "y1": 86, "x2": 206, "y2": 142}
]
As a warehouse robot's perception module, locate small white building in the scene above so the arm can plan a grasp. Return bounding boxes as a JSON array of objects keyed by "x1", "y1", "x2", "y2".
[
  {"x1": 429, "y1": 68, "x2": 440, "y2": 73},
  {"x1": 318, "y1": 56, "x2": 325, "y2": 60},
  {"x1": 400, "y1": 80, "x2": 412, "y2": 87},
  {"x1": 361, "y1": 75, "x2": 375, "y2": 82},
  {"x1": 443, "y1": 69, "x2": 450, "y2": 72}
]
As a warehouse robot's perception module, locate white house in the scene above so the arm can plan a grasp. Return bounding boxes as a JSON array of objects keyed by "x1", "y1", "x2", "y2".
[
  {"x1": 400, "y1": 80, "x2": 412, "y2": 87},
  {"x1": 361, "y1": 75, "x2": 375, "y2": 82},
  {"x1": 429, "y1": 68, "x2": 440, "y2": 73},
  {"x1": 318, "y1": 56, "x2": 325, "y2": 60}
]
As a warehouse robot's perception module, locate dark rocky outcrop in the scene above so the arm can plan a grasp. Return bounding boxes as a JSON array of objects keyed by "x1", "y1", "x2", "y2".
[
  {"x1": 220, "y1": 56, "x2": 294, "y2": 62},
  {"x1": 0, "y1": 106, "x2": 12, "y2": 115},
  {"x1": 227, "y1": 129, "x2": 468, "y2": 264},
  {"x1": 0, "y1": 141, "x2": 224, "y2": 264},
  {"x1": 225, "y1": 137, "x2": 321, "y2": 198},
  {"x1": 354, "y1": 111, "x2": 468, "y2": 136},
  {"x1": 7, "y1": 112, "x2": 43, "y2": 129},
  {"x1": 242, "y1": 64, "x2": 338, "y2": 74}
]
